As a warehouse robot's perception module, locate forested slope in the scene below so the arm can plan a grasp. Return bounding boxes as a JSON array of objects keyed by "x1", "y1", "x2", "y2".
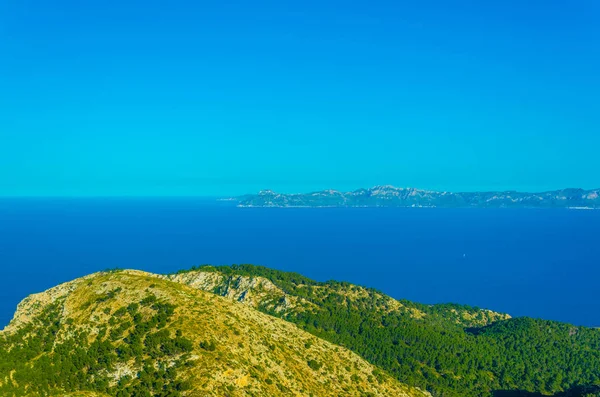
[{"x1": 171, "y1": 265, "x2": 600, "y2": 397}]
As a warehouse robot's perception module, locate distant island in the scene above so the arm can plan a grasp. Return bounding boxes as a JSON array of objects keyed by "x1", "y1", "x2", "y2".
[
  {"x1": 3, "y1": 264, "x2": 600, "y2": 397},
  {"x1": 234, "y1": 185, "x2": 600, "y2": 208}
]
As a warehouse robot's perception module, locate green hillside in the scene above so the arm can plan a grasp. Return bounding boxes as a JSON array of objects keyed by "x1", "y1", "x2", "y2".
[
  {"x1": 0, "y1": 270, "x2": 428, "y2": 397},
  {"x1": 169, "y1": 265, "x2": 600, "y2": 397}
]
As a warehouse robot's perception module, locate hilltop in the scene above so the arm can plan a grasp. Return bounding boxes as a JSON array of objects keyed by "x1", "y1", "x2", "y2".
[
  {"x1": 169, "y1": 265, "x2": 600, "y2": 397},
  {"x1": 235, "y1": 186, "x2": 600, "y2": 208},
  {"x1": 0, "y1": 270, "x2": 428, "y2": 397}
]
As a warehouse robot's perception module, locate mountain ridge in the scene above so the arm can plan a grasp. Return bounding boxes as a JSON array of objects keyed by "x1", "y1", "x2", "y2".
[
  {"x1": 0, "y1": 269, "x2": 427, "y2": 397},
  {"x1": 235, "y1": 185, "x2": 600, "y2": 208},
  {"x1": 166, "y1": 264, "x2": 600, "y2": 397},
  {"x1": 167, "y1": 266, "x2": 511, "y2": 328}
]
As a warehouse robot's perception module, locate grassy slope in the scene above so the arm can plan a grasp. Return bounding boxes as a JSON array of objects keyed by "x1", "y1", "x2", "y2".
[{"x1": 0, "y1": 270, "x2": 428, "y2": 397}]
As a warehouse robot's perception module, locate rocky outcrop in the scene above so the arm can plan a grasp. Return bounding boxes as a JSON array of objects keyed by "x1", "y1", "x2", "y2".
[{"x1": 168, "y1": 272, "x2": 314, "y2": 315}]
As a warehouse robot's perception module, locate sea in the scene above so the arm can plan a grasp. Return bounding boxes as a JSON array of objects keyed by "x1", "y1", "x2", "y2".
[{"x1": 0, "y1": 198, "x2": 598, "y2": 328}]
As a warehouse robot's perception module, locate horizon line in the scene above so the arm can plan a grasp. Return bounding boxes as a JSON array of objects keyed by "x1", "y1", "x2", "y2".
[{"x1": 1, "y1": 185, "x2": 599, "y2": 199}]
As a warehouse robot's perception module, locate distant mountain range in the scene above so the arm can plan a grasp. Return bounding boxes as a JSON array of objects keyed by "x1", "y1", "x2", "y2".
[{"x1": 234, "y1": 185, "x2": 600, "y2": 208}]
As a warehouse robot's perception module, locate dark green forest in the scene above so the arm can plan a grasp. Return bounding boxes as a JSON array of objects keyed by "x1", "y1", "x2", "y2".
[{"x1": 185, "y1": 264, "x2": 600, "y2": 397}]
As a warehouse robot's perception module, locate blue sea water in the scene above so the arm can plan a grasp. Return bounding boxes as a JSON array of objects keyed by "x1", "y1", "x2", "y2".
[{"x1": 0, "y1": 198, "x2": 598, "y2": 328}]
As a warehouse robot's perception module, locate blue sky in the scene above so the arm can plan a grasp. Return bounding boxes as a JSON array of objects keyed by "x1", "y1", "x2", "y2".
[{"x1": 1, "y1": 0, "x2": 598, "y2": 196}]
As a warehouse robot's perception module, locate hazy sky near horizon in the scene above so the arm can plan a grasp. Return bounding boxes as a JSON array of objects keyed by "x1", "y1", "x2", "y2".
[{"x1": 1, "y1": 1, "x2": 599, "y2": 196}]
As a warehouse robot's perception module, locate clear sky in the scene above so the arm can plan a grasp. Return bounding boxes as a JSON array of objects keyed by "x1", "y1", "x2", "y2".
[{"x1": 1, "y1": 0, "x2": 598, "y2": 196}]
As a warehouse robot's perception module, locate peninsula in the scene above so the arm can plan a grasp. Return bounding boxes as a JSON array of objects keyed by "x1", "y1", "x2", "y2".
[{"x1": 234, "y1": 185, "x2": 600, "y2": 208}]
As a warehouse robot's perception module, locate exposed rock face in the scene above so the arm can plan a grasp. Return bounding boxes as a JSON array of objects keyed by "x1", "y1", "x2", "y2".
[
  {"x1": 2, "y1": 270, "x2": 152, "y2": 333},
  {"x1": 3, "y1": 276, "x2": 83, "y2": 334},
  {"x1": 168, "y1": 272, "x2": 313, "y2": 315}
]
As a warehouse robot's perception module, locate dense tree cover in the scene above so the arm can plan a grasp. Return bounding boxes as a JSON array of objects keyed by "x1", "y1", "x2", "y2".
[
  {"x1": 494, "y1": 384, "x2": 600, "y2": 397},
  {"x1": 191, "y1": 264, "x2": 600, "y2": 397},
  {"x1": 0, "y1": 291, "x2": 193, "y2": 397}
]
